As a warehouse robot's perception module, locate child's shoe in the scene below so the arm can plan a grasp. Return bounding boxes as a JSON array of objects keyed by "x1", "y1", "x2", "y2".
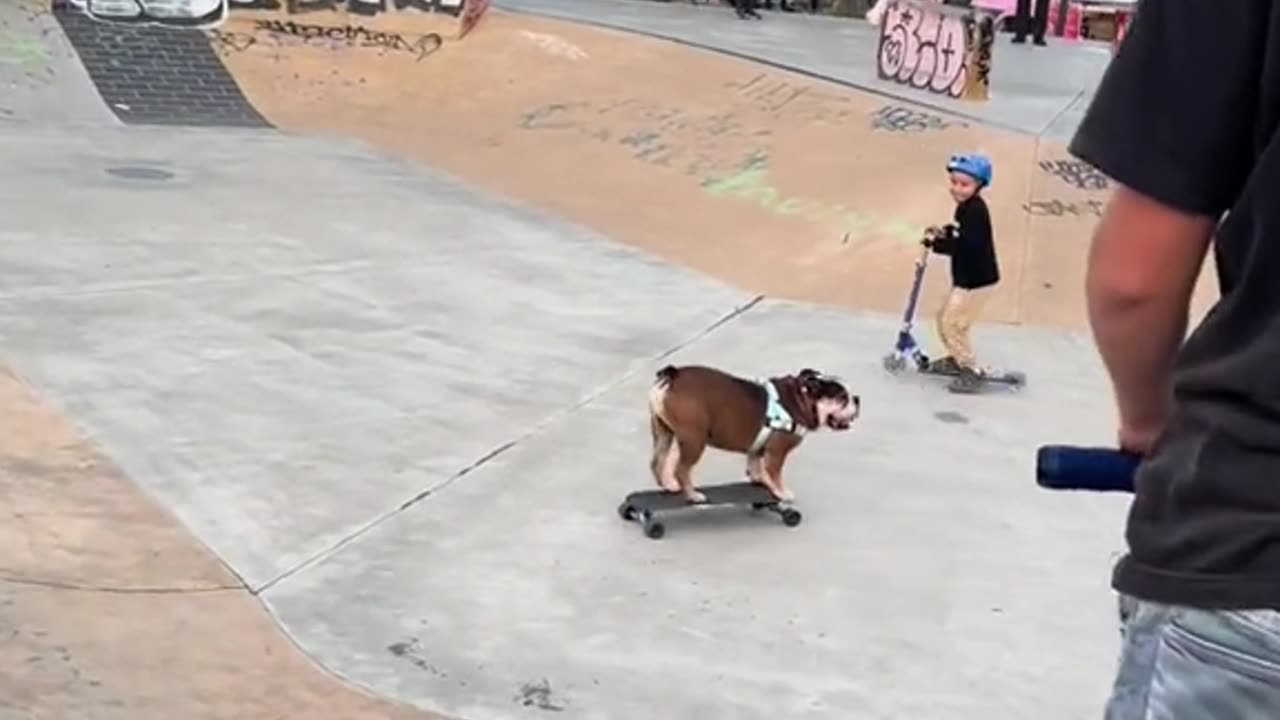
[{"x1": 948, "y1": 366, "x2": 982, "y2": 394}]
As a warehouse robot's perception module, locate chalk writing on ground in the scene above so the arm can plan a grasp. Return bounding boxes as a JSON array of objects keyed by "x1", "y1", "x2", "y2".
[
  {"x1": 519, "y1": 31, "x2": 587, "y2": 62},
  {"x1": 517, "y1": 87, "x2": 919, "y2": 243},
  {"x1": 0, "y1": 31, "x2": 49, "y2": 67},
  {"x1": 723, "y1": 74, "x2": 858, "y2": 125},
  {"x1": 1024, "y1": 199, "x2": 1105, "y2": 218},
  {"x1": 869, "y1": 104, "x2": 965, "y2": 133},
  {"x1": 702, "y1": 153, "x2": 919, "y2": 244},
  {"x1": 1038, "y1": 159, "x2": 1109, "y2": 191}
]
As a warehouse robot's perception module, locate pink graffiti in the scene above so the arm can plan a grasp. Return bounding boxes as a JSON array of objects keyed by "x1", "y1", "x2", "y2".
[{"x1": 876, "y1": 1, "x2": 969, "y2": 99}]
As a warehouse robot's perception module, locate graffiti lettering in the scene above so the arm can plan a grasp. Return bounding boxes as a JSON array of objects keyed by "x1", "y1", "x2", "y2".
[
  {"x1": 251, "y1": 19, "x2": 442, "y2": 60},
  {"x1": 723, "y1": 73, "x2": 856, "y2": 125},
  {"x1": 1023, "y1": 199, "x2": 1105, "y2": 218},
  {"x1": 518, "y1": 99, "x2": 767, "y2": 180},
  {"x1": 64, "y1": 0, "x2": 228, "y2": 27},
  {"x1": 876, "y1": 0, "x2": 969, "y2": 98},
  {"x1": 869, "y1": 104, "x2": 964, "y2": 133},
  {"x1": 519, "y1": 30, "x2": 587, "y2": 62},
  {"x1": 208, "y1": 28, "x2": 257, "y2": 52},
  {"x1": 1038, "y1": 158, "x2": 1109, "y2": 191},
  {"x1": 228, "y1": 0, "x2": 464, "y2": 17},
  {"x1": 701, "y1": 155, "x2": 919, "y2": 243}
]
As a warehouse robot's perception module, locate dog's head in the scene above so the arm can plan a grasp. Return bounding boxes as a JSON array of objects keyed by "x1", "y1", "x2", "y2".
[{"x1": 796, "y1": 368, "x2": 859, "y2": 431}]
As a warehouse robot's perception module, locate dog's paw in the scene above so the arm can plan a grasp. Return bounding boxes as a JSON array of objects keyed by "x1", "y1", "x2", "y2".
[
  {"x1": 660, "y1": 478, "x2": 681, "y2": 493},
  {"x1": 684, "y1": 490, "x2": 708, "y2": 504},
  {"x1": 772, "y1": 487, "x2": 795, "y2": 502}
]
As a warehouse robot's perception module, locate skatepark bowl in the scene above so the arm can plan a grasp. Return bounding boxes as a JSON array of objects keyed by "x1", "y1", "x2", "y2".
[{"x1": 0, "y1": 0, "x2": 1218, "y2": 719}]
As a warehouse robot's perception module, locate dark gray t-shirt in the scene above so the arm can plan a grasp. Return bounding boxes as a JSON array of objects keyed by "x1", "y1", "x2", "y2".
[{"x1": 1068, "y1": 0, "x2": 1280, "y2": 609}]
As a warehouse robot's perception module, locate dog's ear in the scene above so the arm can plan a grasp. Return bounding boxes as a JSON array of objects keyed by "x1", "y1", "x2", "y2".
[{"x1": 797, "y1": 368, "x2": 823, "y2": 395}]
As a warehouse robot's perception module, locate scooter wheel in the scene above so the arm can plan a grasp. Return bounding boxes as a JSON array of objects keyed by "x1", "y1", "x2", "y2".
[{"x1": 882, "y1": 353, "x2": 907, "y2": 373}]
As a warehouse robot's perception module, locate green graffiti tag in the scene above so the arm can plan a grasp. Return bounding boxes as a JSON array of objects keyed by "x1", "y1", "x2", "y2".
[
  {"x1": 701, "y1": 156, "x2": 920, "y2": 244},
  {"x1": 0, "y1": 31, "x2": 49, "y2": 67}
]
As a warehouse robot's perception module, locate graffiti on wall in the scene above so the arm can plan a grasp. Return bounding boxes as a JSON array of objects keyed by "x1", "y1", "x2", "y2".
[
  {"x1": 869, "y1": 104, "x2": 965, "y2": 133},
  {"x1": 876, "y1": 0, "x2": 968, "y2": 98},
  {"x1": 226, "y1": 19, "x2": 442, "y2": 59},
  {"x1": 62, "y1": 0, "x2": 228, "y2": 27},
  {"x1": 228, "y1": 0, "x2": 465, "y2": 17},
  {"x1": 875, "y1": 0, "x2": 995, "y2": 101},
  {"x1": 516, "y1": 91, "x2": 918, "y2": 245}
]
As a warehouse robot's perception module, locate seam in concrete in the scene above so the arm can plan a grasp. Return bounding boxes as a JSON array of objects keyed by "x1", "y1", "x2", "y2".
[
  {"x1": 250, "y1": 293, "x2": 766, "y2": 596},
  {"x1": 0, "y1": 574, "x2": 239, "y2": 594},
  {"x1": 493, "y1": 5, "x2": 1032, "y2": 136}
]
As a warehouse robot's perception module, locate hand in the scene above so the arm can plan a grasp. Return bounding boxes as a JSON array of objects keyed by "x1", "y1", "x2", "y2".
[{"x1": 1118, "y1": 420, "x2": 1165, "y2": 456}]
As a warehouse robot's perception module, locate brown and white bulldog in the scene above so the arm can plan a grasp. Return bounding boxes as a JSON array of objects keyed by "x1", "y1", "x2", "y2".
[{"x1": 647, "y1": 364, "x2": 860, "y2": 503}]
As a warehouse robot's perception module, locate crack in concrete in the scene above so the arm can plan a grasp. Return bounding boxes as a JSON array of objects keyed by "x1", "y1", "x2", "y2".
[
  {"x1": 251, "y1": 293, "x2": 766, "y2": 596},
  {"x1": 0, "y1": 574, "x2": 240, "y2": 594}
]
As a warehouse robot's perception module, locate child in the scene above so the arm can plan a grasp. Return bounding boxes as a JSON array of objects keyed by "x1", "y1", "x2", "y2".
[{"x1": 922, "y1": 153, "x2": 1000, "y2": 394}]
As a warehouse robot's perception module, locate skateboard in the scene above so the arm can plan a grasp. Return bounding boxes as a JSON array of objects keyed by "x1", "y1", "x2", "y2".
[{"x1": 617, "y1": 481, "x2": 802, "y2": 540}]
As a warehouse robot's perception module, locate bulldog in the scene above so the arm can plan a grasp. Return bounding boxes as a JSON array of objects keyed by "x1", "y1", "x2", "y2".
[{"x1": 647, "y1": 364, "x2": 860, "y2": 503}]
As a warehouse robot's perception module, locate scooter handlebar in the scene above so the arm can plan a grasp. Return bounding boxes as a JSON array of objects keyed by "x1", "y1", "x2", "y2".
[{"x1": 1035, "y1": 445, "x2": 1141, "y2": 493}]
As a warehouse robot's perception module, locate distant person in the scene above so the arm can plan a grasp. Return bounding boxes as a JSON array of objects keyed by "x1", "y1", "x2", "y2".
[
  {"x1": 1067, "y1": 0, "x2": 1280, "y2": 716},
  {"x1": 732, "y1": 0, "x2": 762, "y2": 19},
  {"x1": 921, "y1": 153, "x2": 1000, "y2": 394},
  {"x1": 1012, "y1": 0, "x2": 1050, "y2": 45}
]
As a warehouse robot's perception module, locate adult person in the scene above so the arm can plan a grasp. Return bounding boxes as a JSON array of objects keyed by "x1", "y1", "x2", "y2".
[
  {"x1": 1012, "y1": 0, "x2": 1050, "y2": 44},
  {"x1": 1067, "y1": 0, "x2": 1280, "y2": 717}
]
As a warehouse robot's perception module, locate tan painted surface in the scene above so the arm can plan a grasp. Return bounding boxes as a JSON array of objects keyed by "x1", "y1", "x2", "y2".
[
  {"x1": 211, "y1": 7, "x2": 1217, "y2": 330},
  {"x1": 0, "y1": 366, "x2": 444, "y2": 720}
]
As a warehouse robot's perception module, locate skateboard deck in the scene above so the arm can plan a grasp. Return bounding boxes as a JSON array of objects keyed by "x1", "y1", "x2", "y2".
[{"x1": 617, "y1": 481, "x2": 802, "y2": 540}]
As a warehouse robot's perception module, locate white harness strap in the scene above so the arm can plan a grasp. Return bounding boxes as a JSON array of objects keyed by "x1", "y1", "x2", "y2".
[{"x1": 748, "y1": 378, "x2": 805, "y2": 456}]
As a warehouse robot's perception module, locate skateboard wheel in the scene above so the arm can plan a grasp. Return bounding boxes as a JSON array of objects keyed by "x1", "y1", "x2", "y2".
[
  {"x1": 617, "y1": 502, "x2": 634, "y2": 521},
  {"x1": 781, "y1": 509, "x2": 803, "y2": 527},
  {"x1": 882, "y1": 354, "x2": 906, "y2": 373},
  {"x1": 644, "y1": 520, "x2": 665, "y2": 540}
]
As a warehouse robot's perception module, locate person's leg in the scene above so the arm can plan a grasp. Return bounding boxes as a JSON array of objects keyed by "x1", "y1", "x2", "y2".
[
  {"x1": 1032, "y1": 0, "x2": 1051, "y2": 43},
  {"x1": 934, "y1": 287, "x2": 964, "y2": 372},
  {"x1": 1012, "y1": 0, "x2": 1031, "y2": 42},
  {"x1": 1104, "y1": 595, "x2": 1280, "y2": 720},
  {"x1": 866, "y1": 0, "x2": 887, "y2": 25}
]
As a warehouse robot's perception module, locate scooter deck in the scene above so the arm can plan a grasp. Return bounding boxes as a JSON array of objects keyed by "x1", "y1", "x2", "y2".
[{"x1": 920, "y1": 364, "x2": 1026, "y2": 386}]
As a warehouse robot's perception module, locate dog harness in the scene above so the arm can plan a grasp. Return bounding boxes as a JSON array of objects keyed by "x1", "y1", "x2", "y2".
[{"x1": 748, "y1": 379, "x2": 805, "y2": 455}]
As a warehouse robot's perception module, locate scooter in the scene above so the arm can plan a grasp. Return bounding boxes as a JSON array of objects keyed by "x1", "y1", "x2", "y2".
[
  {"x1": 882, "y1": 243, "x2": 933, "y2": 374},
  {"x1": 881, "y1": 238, "x2": 1027, "y2": 389}
]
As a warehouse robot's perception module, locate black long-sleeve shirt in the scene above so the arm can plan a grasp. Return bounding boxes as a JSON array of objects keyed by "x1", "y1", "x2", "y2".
[{"x1": 930, "y1": 194, "x2": 1000, "y2": 290}]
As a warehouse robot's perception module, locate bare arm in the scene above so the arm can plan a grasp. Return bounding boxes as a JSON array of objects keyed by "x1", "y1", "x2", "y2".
[{"x1": 1086, "y1": 185, "x2": 1214, "y2": 444}]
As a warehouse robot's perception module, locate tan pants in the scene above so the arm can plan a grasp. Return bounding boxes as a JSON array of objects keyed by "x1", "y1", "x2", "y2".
[{"x1": 936, "y1": 287, "x2": 990, "y2": 370}]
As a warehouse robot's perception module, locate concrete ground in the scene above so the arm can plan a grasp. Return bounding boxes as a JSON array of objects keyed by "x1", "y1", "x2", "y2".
[{"x1": 0, "y1": 1, "x2": 1195, "y2": 719}]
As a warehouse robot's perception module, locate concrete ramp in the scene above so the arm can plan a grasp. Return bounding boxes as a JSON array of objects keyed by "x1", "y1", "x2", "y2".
[{"x1": 1, "y1": 2, "x2": 1211, "y2": 719}]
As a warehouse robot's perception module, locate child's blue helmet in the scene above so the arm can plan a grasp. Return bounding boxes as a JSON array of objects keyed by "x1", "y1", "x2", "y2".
[{"x1": 946, "y1": 153, "x2": 993, "y2": 187}]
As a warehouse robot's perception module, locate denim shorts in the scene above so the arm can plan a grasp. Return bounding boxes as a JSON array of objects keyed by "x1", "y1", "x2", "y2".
[{"x1": 1104, "y1": 594, "x2": 1280, "y2": 719}]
